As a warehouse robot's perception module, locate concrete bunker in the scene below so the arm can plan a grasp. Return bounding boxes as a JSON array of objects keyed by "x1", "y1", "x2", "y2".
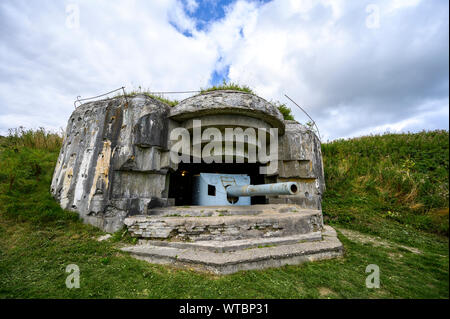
[
  {"x1": 52, "y1": 90, "x2": 326, "y2": 231},
  {"x1": 51, "y1": 90, "x2": 342, "y2": 273}
]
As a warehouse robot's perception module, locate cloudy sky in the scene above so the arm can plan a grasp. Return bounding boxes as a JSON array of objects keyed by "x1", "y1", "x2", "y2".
[{"x1": 0, "y1": 0, "x2": 448, "y2": 140}]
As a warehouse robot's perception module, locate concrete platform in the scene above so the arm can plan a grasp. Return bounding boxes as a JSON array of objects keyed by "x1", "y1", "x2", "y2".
[
  {"x1": 146, "y1": 204, "x2": 303, "y2": 217},
  {"x1": 125, "y1": 206, "x2": 323, "y2": 241},
  {"x1": 121, "y1": 226, "x2": 344, "y2": 274}
]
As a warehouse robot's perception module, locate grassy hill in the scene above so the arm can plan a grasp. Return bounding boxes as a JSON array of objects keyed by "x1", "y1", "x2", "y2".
[
  {"x1": 322, "y1": 131, "x2": 449, "y2": 237},
  {"x1": 0, "y1": 128, "x2": 448, "y2": 298}
]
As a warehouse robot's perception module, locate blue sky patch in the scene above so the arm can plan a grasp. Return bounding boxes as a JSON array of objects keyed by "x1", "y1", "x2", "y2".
[
  {"x1": 210, "y1": 64, "x2": 230, "y2": 86},
  {"x1": 183, "y1": 0, "x2": 235, "y2": 31},
  {"x1": 182, "y1": 0, "x2": 271, "y2": 31}
]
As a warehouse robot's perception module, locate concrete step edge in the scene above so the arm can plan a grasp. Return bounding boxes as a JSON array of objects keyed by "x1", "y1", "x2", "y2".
[
  {"x1": 121, "y1": 232, "x2": 343, "y2": 267},
  {"x1": 137, "y1": 231, "x2": 323, "y2": 252}
]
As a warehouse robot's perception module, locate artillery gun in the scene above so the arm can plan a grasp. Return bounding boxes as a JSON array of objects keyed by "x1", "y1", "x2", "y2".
[{"x1": 192, "y1": 173, "x2": 299, "y2": 206}]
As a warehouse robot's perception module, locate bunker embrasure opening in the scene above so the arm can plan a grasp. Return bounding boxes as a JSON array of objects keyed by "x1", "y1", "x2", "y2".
[{"x1": 168, "y1": 161, "x2": 267, "y2": 206}]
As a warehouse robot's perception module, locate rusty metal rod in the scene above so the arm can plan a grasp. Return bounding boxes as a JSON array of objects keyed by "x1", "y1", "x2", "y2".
[
  {"x1": 74, "y1": 86, "x2": 126, "y2": 108},
  {"x1": 284, "y1": 94, "x2": 321, "y2": 141}
]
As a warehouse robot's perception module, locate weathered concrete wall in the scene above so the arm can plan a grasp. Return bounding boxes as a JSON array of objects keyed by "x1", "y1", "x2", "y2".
[
  {"x1": 51, "y1": 95, "x2": 171, "y2": 232},
  {"x1": 170, "y1": 90, "x2": 285, "y2": 134},
  {"x1": 270, "y1": 120, "x2": 325, "y2": 209},
  {"x1": 125, "y1": 210, "x2": 323, "y2": 241}
]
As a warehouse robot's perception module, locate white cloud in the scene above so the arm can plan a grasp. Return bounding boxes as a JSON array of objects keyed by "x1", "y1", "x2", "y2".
[
  {"x1": 205, "y1": 0, "x2": 448, "y2": 140},
  {"x1": 185, "y1": 0, "x2": 199, "y2": 14},
  {"x1": 342, "y1": 99, "x2": 449, "y2": 140},
  {"x1": 387, "y1": 0, "x2": 421, "y2": 13},
  {"x1": 0, "y1": 0, "x2": 219, "y2": 134},
  {"x1": 0, "y1": 0, "x2": 448, "y2": 140}
]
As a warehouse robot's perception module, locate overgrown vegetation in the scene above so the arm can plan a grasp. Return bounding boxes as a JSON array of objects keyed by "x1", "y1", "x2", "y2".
[
  {"x1": 322, "y1": 130, "x2": 449, "y2": 237},
  {"x1": 122, "y1": 87, "x2": 179, "y2": 107},
  {"x1": 113, "y1": 82, "x2": 254, "y2": 107},
  {"x1": 200, "y1": 80, "x2": 254, "y2": 94},
  {"x1": 0, "y1": 128, "x2": 78, "y2": 224},
  {"x1": 273, "y1": 101, "x2": 295, "y2": 120},
  {"x1": 4, "y1": 127, "x2": 63, "y2": 152},
  {"x1": 0, "y1": 128, "x2": 448, "y2": 298},
  {"x1": 142, "y1": 93, "x2": 179, "y2": 107},
  {"x1": 91, "y1": 83, "x2": 298, "y2": 121},
  {"x1": 199, "y1": 81, "x2": 295, "y2": 120}
]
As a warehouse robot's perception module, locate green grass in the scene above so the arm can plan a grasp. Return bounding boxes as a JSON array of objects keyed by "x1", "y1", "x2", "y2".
[
  {"x1": 322, "y1": 130, "x2": 449, "y2": 238},
  {"x1": 0, "y1": 128, "x2": 78, "y2": 224},
  {"x1": 273, "y1": 102, "x2": 295, "y2": 121},
  {"x1": 200, "y1": 80, "x2": 254, "y2": 94},
  {"x1": 141, "y1": 93, "x2": 179, "y2": 107},
  {"x1": 0, "y1": 129, "x2": 448, "y2": 298},
  {"x1": 199, "y1": 82, "x2": 295, "y2": 120},
  {"x1": 113, "y1": 82, "x2": 254, "y2": 107},
  {"x1": 122, "y1": 89, "x2": 179, "y2": 107},
  {"x1": 0, "y1": 215, "x2": 447, "y2": 298}
]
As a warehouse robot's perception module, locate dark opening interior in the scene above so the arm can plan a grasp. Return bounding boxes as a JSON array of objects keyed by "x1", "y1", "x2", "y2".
[
  {"x1": 291, "y1": 184, "x2": 298, "y2": 194},
  {"x1": 168, "y1": 161, "x2": 266, "y2": 206},
  {"x1": 208, "y1": 184, "x2": 216, "y2": 196}
]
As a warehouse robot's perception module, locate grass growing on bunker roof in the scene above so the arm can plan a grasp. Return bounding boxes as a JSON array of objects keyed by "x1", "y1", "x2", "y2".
[
  {"x1": 0, "y1": 128, "x2": 448, "y2": 298},
  {"x1": 120, "y1": 82, "x2": 255, "y2": 107},
  {"x1": 272, "y1": 101, "x2": 295, "y2": 121},
  {"x1": 199, "y1": 81, "x2": 295, "y2": 121},
  {"x1": 200, "y1": 80, "x2": 254, "y2": 94},
  {"x1": 142, "y1": 93, "x2": 179, "y2": 107},
  {"x1": 110, "y1": 83, "x2": 296, "y2": 120},
  {"x1": 121, "y1": 88, "x2": 179, "y2": 107},
  {"x1": 117, "y1": 82, "x2": 254, "y2": 107}
]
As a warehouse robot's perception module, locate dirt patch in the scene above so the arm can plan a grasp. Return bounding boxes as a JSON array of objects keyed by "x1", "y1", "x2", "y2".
[
  {"x1": 387, "y1": 251, "x2": 403, "y2": 259},
  {"x1": 337, "y1": 228, "x2": 422, "y2": 254},
  {"x1": 295, "y1": 286, "x2": 304, "y2": 295},
  {"x1": 318, "y1": 287, "x2": 335, "y2": 297}
]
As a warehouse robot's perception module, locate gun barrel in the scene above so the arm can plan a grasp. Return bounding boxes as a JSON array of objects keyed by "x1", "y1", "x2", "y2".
[{"x1": 226, "y1": 182, "x2": 299, "y2": 197}]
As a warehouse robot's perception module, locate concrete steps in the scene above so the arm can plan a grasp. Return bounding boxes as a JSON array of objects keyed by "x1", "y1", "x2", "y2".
[
  {"x1": 137, "y1": 231, "x2": 322, "y2": 253},
  {"x1": 122, "y1": 205, "x2": 343, "y2": 274},
  {"x1": 121, "y1": 226, "x2": 343, "y2": 274}
]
